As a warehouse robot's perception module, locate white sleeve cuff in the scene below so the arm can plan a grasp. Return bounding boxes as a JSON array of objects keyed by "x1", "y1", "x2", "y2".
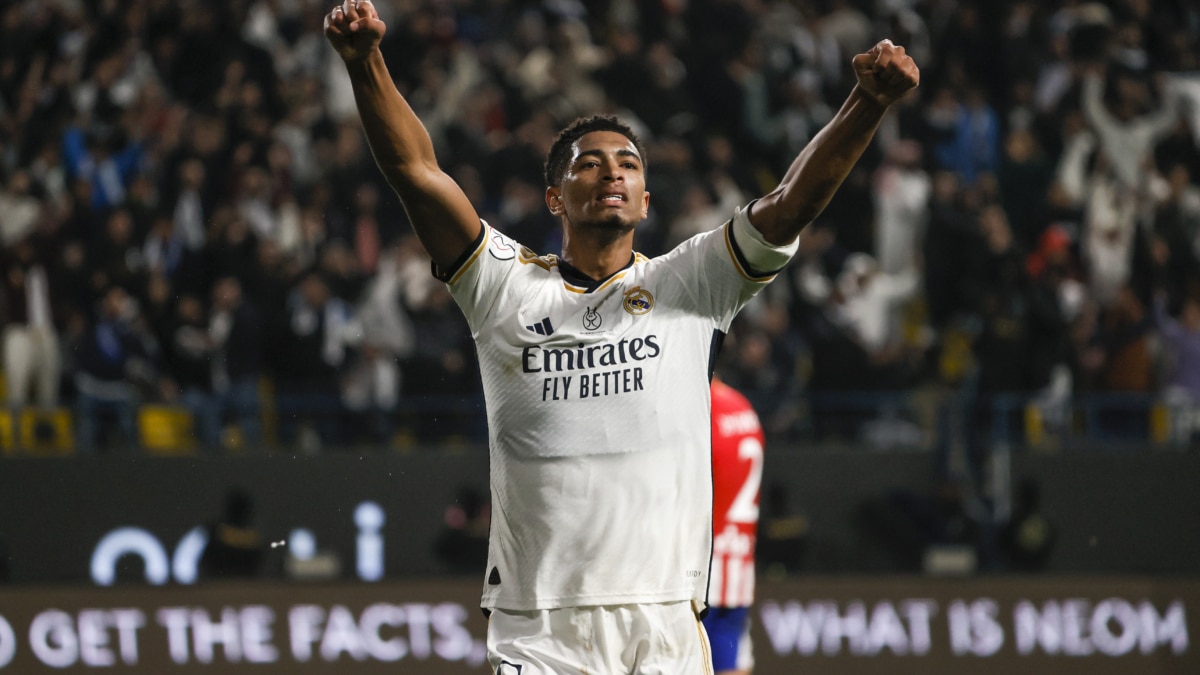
[{"x1": 730, "y1": 202, "x2": 799, "y2": 275}]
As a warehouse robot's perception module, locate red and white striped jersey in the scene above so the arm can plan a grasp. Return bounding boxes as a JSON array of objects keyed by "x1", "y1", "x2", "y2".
[{"x1": 709, "y1": 378, "x2": 764, "y2": 608}]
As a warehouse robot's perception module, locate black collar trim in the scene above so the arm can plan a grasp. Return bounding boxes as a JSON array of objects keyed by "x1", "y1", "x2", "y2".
[{"x1": 557, "y1": 252, "x2": 637, "y2": 292}]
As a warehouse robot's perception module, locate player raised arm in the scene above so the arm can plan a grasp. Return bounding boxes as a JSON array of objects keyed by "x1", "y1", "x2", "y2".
[
  {"x1": 324, "y1": 0, "x2": 481, "y2": 269},
  {"x1": 749, "y1": 39, "x2": 919, "y2": 246}
]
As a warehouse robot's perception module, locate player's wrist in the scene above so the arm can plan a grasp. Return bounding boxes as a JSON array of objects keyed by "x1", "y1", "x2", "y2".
[
  {"x1": 342, "y1": 47, "x2": 385, "y2": 72},
  {"x1": 850, "y1": 84, "x2": 892, "y2": 111}
]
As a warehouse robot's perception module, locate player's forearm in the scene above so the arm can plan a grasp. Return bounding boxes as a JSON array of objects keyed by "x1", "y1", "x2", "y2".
[
  {"x1": 345, "y1": 50, "x2": 440, "y2": 186},
  {"x1": 752, "y1": 85, "x2": 887, "y2": 245},
  {"x1": 342, "y1": 49, "x2": 481, "y2": 267}
]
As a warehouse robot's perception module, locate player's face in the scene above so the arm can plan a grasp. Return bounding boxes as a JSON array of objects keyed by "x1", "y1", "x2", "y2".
[{"x1": 548, "y1": 131, "x2": 650, "y2": 235}]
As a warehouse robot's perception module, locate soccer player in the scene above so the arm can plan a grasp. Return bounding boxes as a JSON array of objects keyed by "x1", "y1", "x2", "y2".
[
  {"x1": 706, "y1": 376, "x2": 766, "y2": 674},
  {"x1": 324, "y1": 2, "x2": 919, "y2": 671}
]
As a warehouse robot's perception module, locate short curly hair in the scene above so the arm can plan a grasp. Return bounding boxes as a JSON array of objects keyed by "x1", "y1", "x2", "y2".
[{"x1": 543, "y1": 115, "x2": 648, "y2": 188}]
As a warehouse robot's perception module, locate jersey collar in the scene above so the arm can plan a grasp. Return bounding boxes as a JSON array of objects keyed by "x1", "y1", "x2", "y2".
[{"x1": 556, "y1": 252, "x2": 637, "y2": 292}]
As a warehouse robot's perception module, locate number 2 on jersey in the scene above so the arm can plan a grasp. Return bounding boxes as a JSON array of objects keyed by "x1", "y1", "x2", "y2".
[{"x1": 725, "y1": 437, "x2": 763, "y2": 523}]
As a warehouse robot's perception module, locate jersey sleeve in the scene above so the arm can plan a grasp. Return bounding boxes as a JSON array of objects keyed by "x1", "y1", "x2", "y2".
[
  {"x1": 658, "y1": 203, "x2": 798, "y2": 330},
  {"x1": 437, "y1": 221, "x2": 524, "y2": 336}
]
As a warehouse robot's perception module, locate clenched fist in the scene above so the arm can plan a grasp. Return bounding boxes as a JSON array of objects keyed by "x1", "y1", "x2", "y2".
[
  {"x1": 325, "y1": 0, "x2": 387, "y2": 62},
  {"x1": 852, "y1": 39, "x2": 920, "y2": 107}
]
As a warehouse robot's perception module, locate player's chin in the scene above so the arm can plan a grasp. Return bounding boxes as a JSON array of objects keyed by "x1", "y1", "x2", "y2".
[{"x1": 581, "y1": 214, "x2": 637, "y2": 234}]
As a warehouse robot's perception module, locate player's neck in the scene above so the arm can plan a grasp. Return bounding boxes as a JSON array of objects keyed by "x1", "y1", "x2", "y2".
[{"x1": 560, "y1": 228, "x2": 636, "y2": 280}]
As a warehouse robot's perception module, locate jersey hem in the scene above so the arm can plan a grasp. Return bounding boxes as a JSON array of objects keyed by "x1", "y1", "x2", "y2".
[{"x1": 481, "y1": 588, "x2": 701, "y2": 612}]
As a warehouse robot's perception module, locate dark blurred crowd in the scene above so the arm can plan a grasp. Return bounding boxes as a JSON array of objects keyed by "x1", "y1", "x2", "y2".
[{"x1": 2, "y1": 0, "x2": 1200, "y2": 454}]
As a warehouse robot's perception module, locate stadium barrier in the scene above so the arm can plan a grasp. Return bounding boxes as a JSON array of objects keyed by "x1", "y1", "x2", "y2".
[{"x1": 1, "y1": 389, "x2": 1196, "y2": 455}]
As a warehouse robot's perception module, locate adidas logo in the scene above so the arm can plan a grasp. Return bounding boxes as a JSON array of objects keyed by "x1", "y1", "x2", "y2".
[{"x1": 525, "y1": 317, "x2": 554, "y2": 336}]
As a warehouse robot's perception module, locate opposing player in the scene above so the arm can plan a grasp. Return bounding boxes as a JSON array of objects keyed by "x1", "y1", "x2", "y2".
[
  {"x1": 324, "y1": 2, "x2": 918, "y2": 671},
  {"x1": 706, "y1": 376, "x2": 766, "y2": 674}
]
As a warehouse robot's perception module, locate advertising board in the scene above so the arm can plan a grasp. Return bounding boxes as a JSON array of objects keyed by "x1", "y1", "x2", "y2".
[{"x1": 0, "y1": 577, "x2": 1194, "y2": 674}]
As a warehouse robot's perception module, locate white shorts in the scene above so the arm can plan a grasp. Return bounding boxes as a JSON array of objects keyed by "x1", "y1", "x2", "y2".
[{"x1": 487, "y1": 601, "x2": 715, "y2": 674}]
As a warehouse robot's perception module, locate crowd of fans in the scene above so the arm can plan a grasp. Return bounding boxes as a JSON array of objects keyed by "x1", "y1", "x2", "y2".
[{"x1": 2, "y1": 0, "x2": 1200, "y2": 456}]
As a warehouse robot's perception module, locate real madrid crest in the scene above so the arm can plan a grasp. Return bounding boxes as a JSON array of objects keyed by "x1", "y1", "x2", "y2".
[{"x1": 623, "y1": 287, "x2": 654, "y2": 315}]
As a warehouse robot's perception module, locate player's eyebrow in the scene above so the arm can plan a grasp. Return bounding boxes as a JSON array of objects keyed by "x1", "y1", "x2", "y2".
[{"x1": 573, "y1": 147, "x2": 643, "y2": 166}]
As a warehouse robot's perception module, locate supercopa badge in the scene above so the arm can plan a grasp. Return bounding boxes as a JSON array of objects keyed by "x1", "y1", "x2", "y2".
[
  {"x1": 489, "y1": 231, "x2": 516, "y2": 260},
  {"x1": 623, "y1": 287, "x2": 654, "y2": 315}
]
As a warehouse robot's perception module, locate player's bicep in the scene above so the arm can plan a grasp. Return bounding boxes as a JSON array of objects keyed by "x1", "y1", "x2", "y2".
[{"x1": 392, "y1": 169, "x2": 483, "y2": 270}]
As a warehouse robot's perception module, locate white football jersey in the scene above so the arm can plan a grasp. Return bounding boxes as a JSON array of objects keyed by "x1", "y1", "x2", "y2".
[{"x1": 443, "y1": 204, "x2": 791, "y2": 611}]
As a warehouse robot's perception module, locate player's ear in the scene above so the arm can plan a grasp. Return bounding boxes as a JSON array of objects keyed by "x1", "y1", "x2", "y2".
[
  {"x1": 546, "y1": 187, "x2": 564, "y2": 216},
  {"x1": 641, "y1": 191, "x2": 650, "y2": 219}
]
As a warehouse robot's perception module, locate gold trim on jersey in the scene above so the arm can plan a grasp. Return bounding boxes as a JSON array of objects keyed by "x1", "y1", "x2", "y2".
[
  {"x1": 723, "y1": 222, "x2": 777, "y2": 283},
  {"x1": 519, "y1": 247, "x2": 593, "y2": 293},
  {"x1": 696, "y1": 611, "x2": 715, "y2": 675},
  {"x1": 590, "y1": 253, "x2": 645, "y2": 292},
  {"x1": 518, "y1": 246, "x2": 559, "y2": 271},
  {"x1": 594, "y1": 272, "x2": 628, "y2": 292},
  {"x1": 447, "y1": 225, "x2": 491, "y2": 285},
  {"x1": 518, "y1": 247, "x2": 648, "y2": 294}
]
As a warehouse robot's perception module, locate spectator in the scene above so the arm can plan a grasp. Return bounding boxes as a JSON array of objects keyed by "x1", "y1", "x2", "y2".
[
  {"x1": 271, "y1": 272, "x2": 358, "y2": 451},
  {"x1": 1080, "y1": 162, "x2": 1142, "y2": 308},
  {"x1": 932, "y1": 86, "x2": 1001, "y2": 187},
  {"x1": 831, "y1": 252, "x2": 921, "y2": 382},
  {"x1": 400, "y1": 280, "x2": 479, "y2": 443},
  {"x1": 923, "y1": 170, "x2": 979, "y2": 328},
  {"x1": 997, "y1": 128, "x2": 1055, "y2": 251},
  {"x1": 1073, "y1": 285, "x2": 1155, "y2": 440},
  {"x1": 794, "y1": 249, "x2": 919, "y2": 441},
  {"x1": 72, "y1": 285, "x2": 161, "y2": 453},
  {"x1": 1094, "y1": 286, "x2": 1155, "y2": 394},
  {"x1": 717, "y1": 310, "x2": 802, "y2": 439},
  {"x1": 341, "y1": 244, "x2": 415, "y2": 445},
  {"x1": 166, "y1": 157, "x2": 211, "y2": 252},
  {"x1": 1080, "y1": 65, "x2": 1181, "y2": 193},
  {"x1": 209, "y1": 276, "x2": 265, "y2": 451},
  {"x1": 1150, "y1": 163, "x2": 1200, "y2": 302},
  {"x1": 1153, "y1": 291, "x2": 1200, "y2": 411},
  {"x1": 2, "y1": 237, "x2": 60, "y2": 416},
  {"x1": 59, "y1": 123, "x2": 145, "y2": 213},
  {"x1": 666, "y1": 178, "x2": 748, "y2": 250},
  {"x1": 962, "y1": 204, "x2": 1067, "y2": 475},
  {"x1": 872, "y1": 139, "x2": 930, "y2": 279},
  {"x1": 198, "y1": 487, "x2": 265, "y2": 581},
  {"x1": 143, "y1": 210, "x2": 197, "y2": 285},
  {"x1": 167, "y1": 293, "x2": 218, "y2": 450},
  {"x1": 91, "y1": 207, "x2": 147, "y2": 297},
  {"x1": 0, "y1": 169, "x2": 42, "y2": 246},
  {"x1": 204, "y1": 207, "x2": 261, "y2": 289},
  {"x1": 965, "y1": 204, "x2": 1062, "y2": 397}
]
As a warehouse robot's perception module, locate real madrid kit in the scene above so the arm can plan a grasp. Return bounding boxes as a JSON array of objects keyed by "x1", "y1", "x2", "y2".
[{"x1": 437, "y1": 203, "x2": 795, "y2": 618}]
